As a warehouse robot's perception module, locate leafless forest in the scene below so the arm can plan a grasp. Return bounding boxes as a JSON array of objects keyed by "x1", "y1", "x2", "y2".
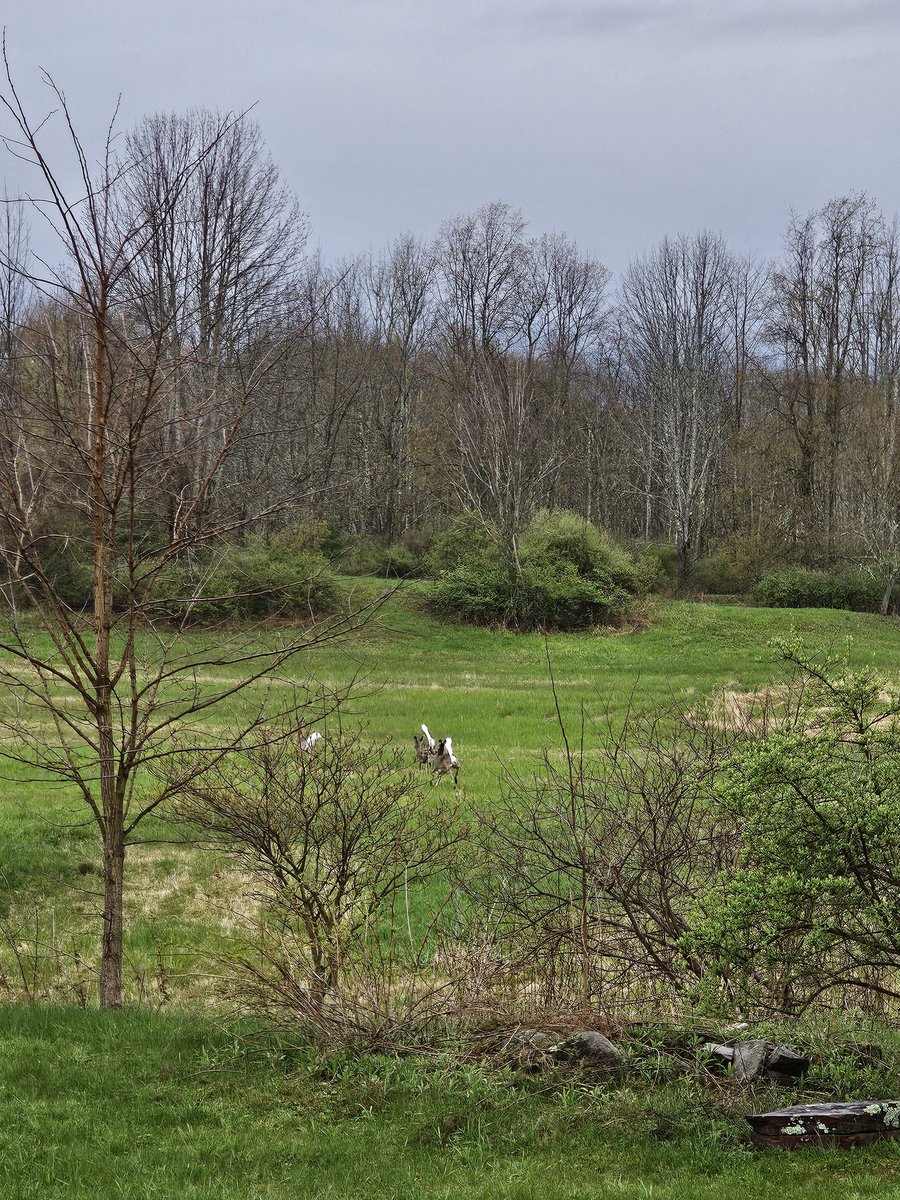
[{"x1": 3, "y1": 108, "x2": 899, "y2": 595}]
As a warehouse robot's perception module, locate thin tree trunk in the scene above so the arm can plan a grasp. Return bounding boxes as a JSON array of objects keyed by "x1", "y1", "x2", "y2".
[
  {"x1": 99, "y1": 816, "x2": 125, "y2": 1007},
  {"x1": 881, "y1": 567, "x2": 897, "y2": 616},
  {"x1": 91, "y1": 290, "x2": 124, "y2": 1008}
]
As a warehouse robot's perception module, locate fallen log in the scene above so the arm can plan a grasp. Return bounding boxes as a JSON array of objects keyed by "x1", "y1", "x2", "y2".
[{"x1": 748, "y1": 1101, "x2": 900, "y2": 1149}]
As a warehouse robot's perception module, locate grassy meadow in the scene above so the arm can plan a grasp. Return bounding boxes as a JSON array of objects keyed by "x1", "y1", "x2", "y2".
[{"x1": 2, "y1": 587, "x2": 900, "y2": 1197}]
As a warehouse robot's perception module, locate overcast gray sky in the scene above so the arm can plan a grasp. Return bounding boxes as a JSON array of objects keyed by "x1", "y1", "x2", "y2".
[{"x1": 2, "y1": 0, "x2": 898, "y2": 277}]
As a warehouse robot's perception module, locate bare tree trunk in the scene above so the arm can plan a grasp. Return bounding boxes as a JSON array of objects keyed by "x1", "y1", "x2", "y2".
[
  {"x1": 99, "y1": 811, "x2": 125, "y2": 1008},
  {"x1": 881, "y1": 576, "x2": 894, "y2": 616}
]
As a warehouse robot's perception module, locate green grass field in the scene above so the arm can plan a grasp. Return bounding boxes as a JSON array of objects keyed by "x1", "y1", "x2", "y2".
[{"x1": 2, "y1": 590, "x2": 900, "y2": 1197}]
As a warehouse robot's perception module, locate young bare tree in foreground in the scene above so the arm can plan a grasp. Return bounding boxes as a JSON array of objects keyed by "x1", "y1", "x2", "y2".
[{"x1": 0, "y1": 54, "x2": 375, "y2": 1006}]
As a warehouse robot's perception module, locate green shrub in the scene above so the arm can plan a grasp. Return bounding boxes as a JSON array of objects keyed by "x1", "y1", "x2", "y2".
[
  {"x1": 22, "y1": 510, "x2": 93, "y2": 611},
  {"x1": 427, "y1": 512, "x2": 497, "y2": 576},
  {"x1": 151, "y1": 538, "x2": 341, "y2": 624},
  {"x1": 521, "y1": 509, "x2": 641, "y2": 586},
  {"x1": 692, "y1": 533, "x2": 780, "y2": 596},
  {"x1": 270, "y1": 519, "x2": 334, "y2": 556},
  {"x1": 43, "y1": 543, "x2": 93, "y2": 611},
  {"x1": 751, "y1": 565, "x2": 883, "y2": 611},
  {"x1": 337, "y1": 535, "x2": 425, "y2": 579},
  {"x1": 316, "y1": 517, "x2": 351, "y2": 563},
  {"x1": 841, "y1": 568, "x2": 892, "y2": 612},
  {"x1": 8, "y1": 513, "x2": 343, "y2": 622},
  {"x1": 634, "y1": 544, "x2": 678, "y2": 594},
  {"x1": 686, "y1": 639, "x2": 900, "y2": 1015},
  {"x1": 693, "y1": 551, "x2": 752, "y2": 595},
  {"x1": 430, "y1": 509, "x2": 644, "y2": 631},
  {"x1": 517, "y1": 550, "x2": 632, "y2": 630}
]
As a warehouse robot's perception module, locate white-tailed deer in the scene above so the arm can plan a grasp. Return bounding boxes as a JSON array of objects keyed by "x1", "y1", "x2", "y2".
[
  {"x1": 414, "y1": 723, "x2": 437, "y2": 768},
  {"x1": 432, "y1": 736, "x2": 460, "y2": 787},
  {"x1": 298, "y1": 729, "x2": 323, "y2": 754}
]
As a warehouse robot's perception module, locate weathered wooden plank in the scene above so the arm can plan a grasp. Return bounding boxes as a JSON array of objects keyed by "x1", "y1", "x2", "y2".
[{"x1": 749, "y1": 1101, "x2": 900, "y2": 1149}]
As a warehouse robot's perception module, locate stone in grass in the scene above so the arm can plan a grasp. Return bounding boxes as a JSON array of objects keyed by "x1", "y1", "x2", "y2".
[
  {"x1": 766, "y1": 1045, "x2": 810, "y2": 1079},
  {"x1": 506, "y1": 1029, "x2": 554, "y2": 1072},
  {"x1": 732, "y1": 1040, "x2": 769, "y2": 1081},
  {"x1": 548, "y1": 1031, "x2": 623, "y2": 1073}
]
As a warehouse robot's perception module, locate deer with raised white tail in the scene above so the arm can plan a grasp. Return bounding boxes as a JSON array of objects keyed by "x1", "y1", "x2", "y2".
[
  {"x1": 298, "y1": 730, "x2": 323, "y2": 754},
  {"x1": 414, "y1": 723, "x2": 437, "y2": 768},
  {"x1": 432, "y1": 736, "x2": 460, "y2": 787}
]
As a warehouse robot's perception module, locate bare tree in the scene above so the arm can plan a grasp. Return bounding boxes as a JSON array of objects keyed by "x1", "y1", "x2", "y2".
[
  {"x1": 0, "y1": 190, "x2": 30, "y2": 367},
  {"x1": 355, "y1": 235, "x2": 437, "y2": 539},
  {"x1": 438, "y1": 201, "x2": 527, "y2": 368},
  {"x1": 436, "y1": 204, "x2": 534, "y2": 555},
  {"x1": 524, "y1": 232, "x2": 611, "y2": 516},
  {"x1": 621, "y1": 232, "x2": 736, "y2": 582},
  {"x1": 435, "y1": 209, "x2": 614, "y2": 559},
  {"x1": 452, "y1": 362, "x2": 565, "y2": 564},
  {"x1": 767, "y1": 194, "x2": 880, "y2": 558},
  {"x1": 116, "y1": 108, "x2": 309, "y2": 537},
  {"x1": 0, "y1": 56, "x2": 376, "y2": 1007}
]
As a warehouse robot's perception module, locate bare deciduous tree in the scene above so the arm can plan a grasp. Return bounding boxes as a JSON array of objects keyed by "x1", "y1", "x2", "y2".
[
  {"x1": 0, "y1": 57, "x2": 375, "y2": 1007},
  {"x1": 768, "y1": 194, "x2": 880, "y2": 558},
  {"x1": 621, "y1": 232, "x2": 736, "y2": 582}
]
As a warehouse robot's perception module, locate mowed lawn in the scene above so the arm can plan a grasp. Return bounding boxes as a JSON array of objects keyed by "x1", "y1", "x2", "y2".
[{"x1": 2, "y1": 592, "x2": 900, "y2": 1197}]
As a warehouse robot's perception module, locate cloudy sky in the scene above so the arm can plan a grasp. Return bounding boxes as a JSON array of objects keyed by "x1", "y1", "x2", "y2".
[{"x1": 2, "y1": 0, "x2": 898, "y2": 276}]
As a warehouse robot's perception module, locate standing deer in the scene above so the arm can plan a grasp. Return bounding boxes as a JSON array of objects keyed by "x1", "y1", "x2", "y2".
[{"x1": 432, "y1": 737, "x2": 460, "y2": 787}]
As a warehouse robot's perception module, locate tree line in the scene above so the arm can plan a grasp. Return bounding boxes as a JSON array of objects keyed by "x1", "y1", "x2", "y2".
[{"x1": 4, "y1": 108, "x2": 900, "y2": 600}]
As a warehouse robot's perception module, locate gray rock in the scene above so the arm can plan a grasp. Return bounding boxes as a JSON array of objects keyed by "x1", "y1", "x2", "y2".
[
  {"x1": 766, "y1": 1044, "x2": 810, "y2": 1080},
  {"x1": 733, "y1": 1039, "x2": 769, "y2": 1081},
  {"x1": 548, "y1": 1030, "x2": 623, "y2": 1072},
  {"x1": 506, "y1": 1029, "x2": 554, "y2": 1073}
]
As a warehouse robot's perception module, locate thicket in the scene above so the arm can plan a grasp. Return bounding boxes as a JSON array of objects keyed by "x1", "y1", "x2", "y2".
[
  {"x1": 471, "y1": 639, "x2": 900, "y2": 1022},
  {"x1": 687, "y1": 638, "x2": 900, "y2": 1015},
  {"x1": 751, "y1": 565, "x2": 889, "y2": 613},
  {"x1": 15, "y1": 516, "x2": 343, "y2": 624},
  {"x1": 171, "y1": 721, "x2": 465, "y2": 1044},
  {"x1": 429, "y1": 509, "x2": 650, "y2": 631},
  {"x1": 165, "y1": 639, "x2": 900, "y2": 1044},
  {"x1": 150, "y1": 530, "x2": 341, "y2": 624}
]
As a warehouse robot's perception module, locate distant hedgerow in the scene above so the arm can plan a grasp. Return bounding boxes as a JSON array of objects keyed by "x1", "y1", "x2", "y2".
[{"x1": 751, "y1": 565, "x2": 885, "y2": 612}]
